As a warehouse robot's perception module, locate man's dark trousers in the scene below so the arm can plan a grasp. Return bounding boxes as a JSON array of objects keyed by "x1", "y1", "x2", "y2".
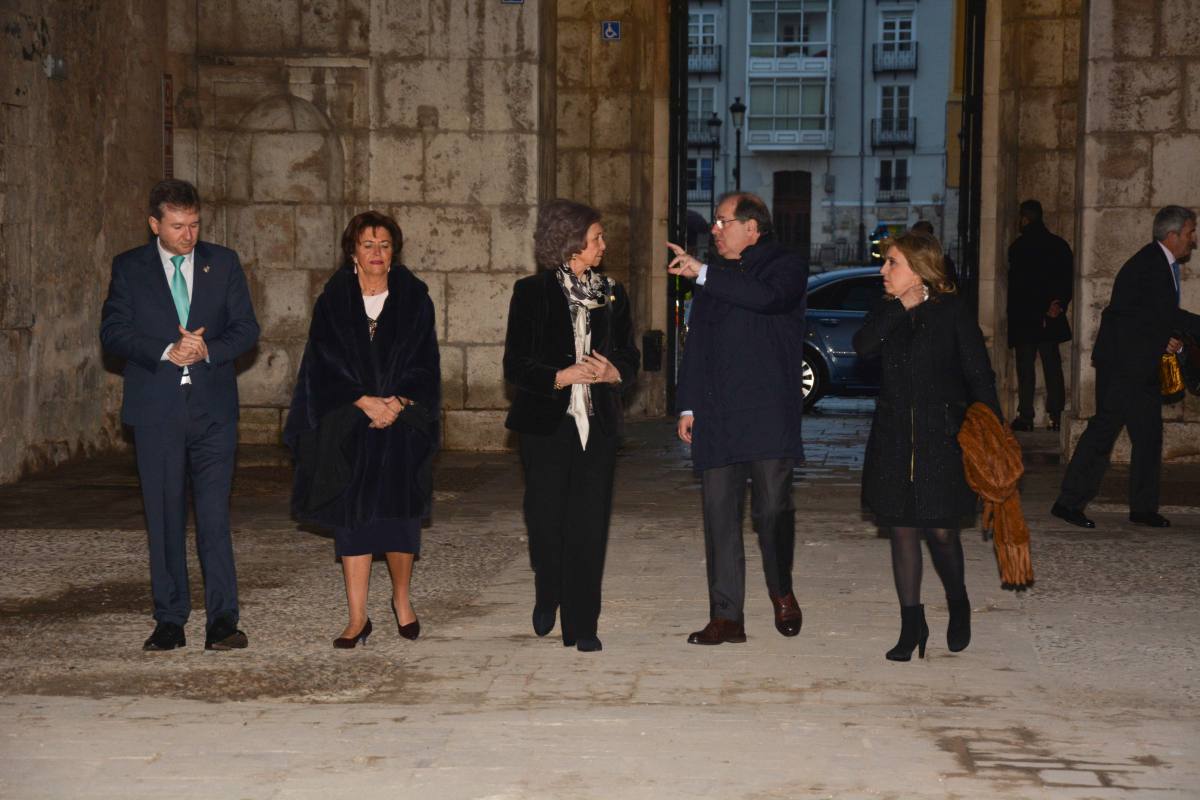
[
  {"x1": 1058, "y1": 368, "x2": 1162, "y2": 514},
  {"x1": 700, "y1": 458, "x2": 795, "y2": 623},
  {"x1": 1015, "y1": 340, "x2": 1066, "y2": 421},
  {"x1": 134, "y1": 384, "x2": 240, "y2": 629}
]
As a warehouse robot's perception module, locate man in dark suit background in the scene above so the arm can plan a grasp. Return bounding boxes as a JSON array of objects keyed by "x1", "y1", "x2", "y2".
[
  {"x1": 101, "y1": 179, "x2": 260, "y2": 650},
  {"x1": 666, "y1": 192, "x2": 808, "y2": 645},
  {"x1": 1007, "y1": 199, "x2": 1074, "y2": 431},
  {"x1": 1052, "y1": 205, "x2": 1199, "y2": 529}
]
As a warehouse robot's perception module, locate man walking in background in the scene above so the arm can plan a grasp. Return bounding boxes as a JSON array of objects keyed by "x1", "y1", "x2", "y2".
[
  {"x1": 1052, "y1": 206, "x2": 1200, "y2": 529},
  {"x1": 1007, "y1": 200, "x2": 1074, "y2": 431}
]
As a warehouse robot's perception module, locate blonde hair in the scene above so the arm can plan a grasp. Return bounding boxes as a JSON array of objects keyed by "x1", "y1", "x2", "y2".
[{"x1": 881, "y1": 231, "x2": 956, "y2": 295}]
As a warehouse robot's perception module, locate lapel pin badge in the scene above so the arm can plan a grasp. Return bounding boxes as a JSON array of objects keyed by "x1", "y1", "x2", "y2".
[{"x1": 203, "y1": 265, "x2": 211, "y2": 273}]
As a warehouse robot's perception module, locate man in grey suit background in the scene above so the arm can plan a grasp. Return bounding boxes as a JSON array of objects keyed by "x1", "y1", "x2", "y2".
[{"x1": 101, "y1": 179, "x2": 260, "y2": 651}]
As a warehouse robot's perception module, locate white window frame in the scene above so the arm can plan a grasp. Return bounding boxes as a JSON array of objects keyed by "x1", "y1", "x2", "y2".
[
  {"x1": 879, "y1": 84, "x2": 912, "y2": 125},
  {"x1": 688, "y1": 11, "x2": 719, "y2": 50},
  {"x1": 879, "y1": 12, "x2": 915, "y2": 52},
  {"x1": 748, "y1": 0, "x2": 831, "y2": 59},
  {"x1": 878, "y1": 158, "x2": 910, "y2": 193},
  {"x1": 687, "y1": 156, "x2": 715, "y2": 193},
  {"x1": 748, "y1": 78, "x2": 827, "y2": 133}
]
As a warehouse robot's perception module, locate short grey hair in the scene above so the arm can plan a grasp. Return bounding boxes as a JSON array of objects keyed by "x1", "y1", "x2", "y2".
[{"x1": 1153, "y1": 205, "x2": 1196, "y2": 242}]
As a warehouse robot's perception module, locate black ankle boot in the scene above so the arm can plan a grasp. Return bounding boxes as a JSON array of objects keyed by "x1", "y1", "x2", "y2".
[
  {"x1": 947, "y1": 590, "x2": 971, "y2": 652},
  {"x1": 886, "y1": 604, "x2": 929, "y2": 661}
]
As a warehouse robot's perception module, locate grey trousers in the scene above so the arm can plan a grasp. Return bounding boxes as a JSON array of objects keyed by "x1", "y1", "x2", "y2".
[{"x1": 700, "y1": 458, "x2": 796, "y2": 623}]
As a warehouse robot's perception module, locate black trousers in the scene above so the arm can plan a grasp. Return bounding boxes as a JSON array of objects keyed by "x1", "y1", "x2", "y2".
[
  {"x1": 1015, "y1": 340, "x2": 1065, "y2": 419},
  {"x1": 1057, "y1": 367, "x2": 1162, "y2": 514},
  {"x1": 133, "y1": 387, "x2": 240, "y2": 631},
  {"x1": 519, "y1": 416, "x2": 617, "y2": 641},
  {"x1": 699, "y1": 458, "x2": 795, "y2": 623}
]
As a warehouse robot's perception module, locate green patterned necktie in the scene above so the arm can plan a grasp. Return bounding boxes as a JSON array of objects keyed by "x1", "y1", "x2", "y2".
[{"x1": 169, "y1": 254, "x2": 190, "y2": 326}]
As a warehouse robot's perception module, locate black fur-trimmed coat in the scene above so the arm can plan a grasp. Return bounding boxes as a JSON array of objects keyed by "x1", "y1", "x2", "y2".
[{"x1": 284, "y1": 265, "x2": 440, "y2": 528}]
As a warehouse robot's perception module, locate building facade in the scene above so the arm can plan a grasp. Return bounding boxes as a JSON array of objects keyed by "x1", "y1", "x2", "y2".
[{"x1": 686, "y1": 0, "x2": 959, "y2": 267}]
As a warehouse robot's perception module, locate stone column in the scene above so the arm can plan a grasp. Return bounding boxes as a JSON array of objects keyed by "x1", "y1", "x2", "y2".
[{"x1": 1071, "y1": 0, "x2": 1200, "y2": 461}]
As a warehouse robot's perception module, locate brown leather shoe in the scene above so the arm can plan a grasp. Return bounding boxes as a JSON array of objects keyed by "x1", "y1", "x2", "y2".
[
  {"x1": 769, "y1": 591, "x2": 803, "y2": 637},
  {"x1": 687, "y1": 618, "x2": 747, "y2": 645}
]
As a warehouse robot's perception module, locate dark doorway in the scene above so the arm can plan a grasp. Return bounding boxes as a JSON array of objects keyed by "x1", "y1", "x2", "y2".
[
  {"x1": 956, "y1": 0, "x2": 987, "y2": 315},
  {"x1": 773, "y1": 170, "x2": 812, "y2": 261}
]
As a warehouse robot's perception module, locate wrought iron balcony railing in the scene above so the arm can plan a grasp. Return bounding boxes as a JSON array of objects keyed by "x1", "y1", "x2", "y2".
[
  {"x1": 873, "y1": 42, "x2": 918, "y2": 73},
  {"x1": 871, "y1": 117, "x2": 917, "y2": 148}
]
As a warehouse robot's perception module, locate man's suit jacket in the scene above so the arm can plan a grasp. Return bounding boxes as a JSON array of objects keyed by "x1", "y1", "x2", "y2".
[
  {"x1": 100, "y1": 240, "x2": 260, "y2": 426},
  {"x1": 503, "y1": 269, "x2": 640, "y2": 437},
  {"x1": 676, "y1": 237, "x2": 808, "y2": 472},
  {"x1": 1092, "y1": 241, "x2": 1200, "y2": 383},
  {"x1": 1007, "y1": 221, "x2": 1074, "y2": 346}
]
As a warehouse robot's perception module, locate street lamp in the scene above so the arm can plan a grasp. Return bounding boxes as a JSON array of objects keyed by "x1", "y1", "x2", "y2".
[
  {"x1": 706, "y1": 112, "x2": 722, "y2": 222},
  {"x1": 729, "y1": 96, "x2": 746, "y2": 191}
]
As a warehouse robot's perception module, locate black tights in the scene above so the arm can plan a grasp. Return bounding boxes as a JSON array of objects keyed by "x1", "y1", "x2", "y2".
[{"x1": 888, "y1": 527, "x2": 965, "y2": 607}]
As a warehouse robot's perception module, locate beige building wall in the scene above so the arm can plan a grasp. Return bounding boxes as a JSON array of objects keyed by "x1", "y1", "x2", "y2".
[
  {"x1": 1072, "y1": 0, "x2": 1200, "y2": 460},
  {"x1": 0, "y1": 0, "x2": 673, "y2": 485},
  {"x1": 980, "y1": 0, "x2": 1200, "y2": 461},
  {"x1": 0, "y1": 1, "x2": 168, "y2": 483}
]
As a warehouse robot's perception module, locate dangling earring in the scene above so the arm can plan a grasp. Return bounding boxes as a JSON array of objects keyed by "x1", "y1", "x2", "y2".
[{"x1": 353, "y1": 258, "x2": 358, "y2": 275}]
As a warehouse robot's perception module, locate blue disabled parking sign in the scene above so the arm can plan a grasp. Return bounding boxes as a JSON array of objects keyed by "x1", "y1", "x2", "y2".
[{"x1": 601, "y1": 20, "x2": 621, "y2": 41}]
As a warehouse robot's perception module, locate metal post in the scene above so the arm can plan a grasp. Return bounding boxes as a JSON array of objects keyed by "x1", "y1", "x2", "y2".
[{"x1": 734, "y1": 127, "x2": 742, "y2": 191}]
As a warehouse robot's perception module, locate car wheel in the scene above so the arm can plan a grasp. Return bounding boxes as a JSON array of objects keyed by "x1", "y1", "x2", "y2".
[{"x1": 801, "y1": 350, "x2": 825, "y2": 411}]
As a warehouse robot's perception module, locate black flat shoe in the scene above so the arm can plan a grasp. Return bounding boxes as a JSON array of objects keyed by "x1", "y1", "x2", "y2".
[
  {"x1": 532, "y1": 606, "x2": 556, "y2": 637},
  {"x1": 575, "y1": 636, "x2": 602, "y2": 652},
  {"x1": 1130, "y1": 511, "x2": 1170, "y2": 528},
  {"x1": 1051, "y1": 502, "x2": 1094, "y2": 529},
  {"x1": 392, "y1": 599, "x2": 420, "y2": 640},
  {"x1": 205, "y1": 618, "x2": 248, "y2": 651},
  {"x1": 143, "y1": 621, "x2": 186, "y2": 651},
  {"x1": 333, "y1": 618, "x2": 372, "y2": 649}
]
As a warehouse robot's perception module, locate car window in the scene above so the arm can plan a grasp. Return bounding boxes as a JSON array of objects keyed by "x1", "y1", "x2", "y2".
[
  {"x1": 808, "y1": 276, "x2": 884, "y2": 311},
  {"x1": 840, "y1": 277, "x2": 886, "y2": 311}
]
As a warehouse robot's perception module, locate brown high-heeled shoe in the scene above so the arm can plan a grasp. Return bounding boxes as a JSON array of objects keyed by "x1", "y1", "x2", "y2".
[
  {"x1": 392, "y1": 599, "x2": 420, "y2": 641},
  {"x1": 333, "y1": 618, "x2": 372, "y2": 649}
]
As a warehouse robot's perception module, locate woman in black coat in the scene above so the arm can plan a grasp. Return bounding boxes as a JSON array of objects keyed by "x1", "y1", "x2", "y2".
[
  {"x1": 503, "y1": 199, "x2": 639, "y2": 653},
  {"x1": 853, "y1": 232, "x2": 1000, "y2": 661},
  {"x1": 285, "y1": 211, "x2": 440, "y2": 648}
]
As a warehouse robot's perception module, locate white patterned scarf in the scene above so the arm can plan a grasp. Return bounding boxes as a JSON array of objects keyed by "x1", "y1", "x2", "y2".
[{"x1": 555, "y1": 264, "x2": 613, "y2": 448}]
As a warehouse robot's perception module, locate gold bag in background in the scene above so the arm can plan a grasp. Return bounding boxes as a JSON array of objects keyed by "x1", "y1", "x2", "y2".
[{"x1": 1160, "y1": 353, "x2": 1185, "y2": 403}]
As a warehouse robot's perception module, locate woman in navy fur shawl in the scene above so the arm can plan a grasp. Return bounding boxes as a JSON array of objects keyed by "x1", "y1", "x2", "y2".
[{"x1": 285, "y1": 211, "x2": 440, "y2": 648}]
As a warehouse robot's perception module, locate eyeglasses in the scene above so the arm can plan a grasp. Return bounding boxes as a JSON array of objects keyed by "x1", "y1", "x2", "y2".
[{"x1": 713, "y1": 217, "x2": 746, "y2": 230}]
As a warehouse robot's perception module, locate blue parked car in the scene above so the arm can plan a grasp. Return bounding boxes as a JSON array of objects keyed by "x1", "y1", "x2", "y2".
[{"x1": 802, "y1": 267, "x2": 885, "y2": 410}]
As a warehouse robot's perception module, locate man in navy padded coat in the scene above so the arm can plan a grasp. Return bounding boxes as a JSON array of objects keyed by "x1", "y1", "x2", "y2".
[{"x1": 667, "y1": 192, "x2": 809, "y2": 645}]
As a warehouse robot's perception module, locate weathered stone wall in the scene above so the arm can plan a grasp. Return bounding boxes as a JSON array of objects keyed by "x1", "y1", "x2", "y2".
[
  {"x1": 1071, "y1": 0, "x2": 1200, "y2": 460},
  {"x1": 0, "y1": 1, "x2": 167, "y2": 483},
  {"x1": 979, "y1": 0, "x2": 1081, "y2": 426},
  {"x1": 167, "y1": 0, "x2": 541, "y2": 450}
]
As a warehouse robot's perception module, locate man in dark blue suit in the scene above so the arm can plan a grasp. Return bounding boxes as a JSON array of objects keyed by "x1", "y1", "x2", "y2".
[
  {"x1": 1053, "y1": 205, "x2": 1200, "y2": 529},
  {"x1": 667, "y1": 192, "x2": 808, "y2": 645},
  {"x1": 101, "y1": 180, "x2": 260, "y2": 651}
]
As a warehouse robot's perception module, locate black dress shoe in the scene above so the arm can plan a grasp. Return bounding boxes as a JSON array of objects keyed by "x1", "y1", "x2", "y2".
[
  {"x1": 1130, "y1": 511, "x2": 1170, "y2": 528},
  {"x1": 686, "y1": 618, "x2": 747, "y2": 645},
  {"x1": 1048, "y1": 413, "x2": 1061, "y2": 431},
  {"x1": 532, "y1": 606, "x2": 556, "y2": 637},
  {"x1": 769, "y1": 592, "x2": 803, "y2": 637},
  {"x1": 333, "y1": 619, "x2": 372, "y2": 649},
  {"x1": 1011, "y1": 417, "x2": 1034, "y2": 431},
  {"x1": 575, "y1": 636, "x2": 603, "y2": 652},
  {"x1": 205, "y1": 618, "x2": 248, "y2": 651},
  {"x1": 1051, "y1": 502, "x2": 1095, "y2": 529},
  {"x1": 143, "y1": 621, "x2": 186, "y2": 651}
]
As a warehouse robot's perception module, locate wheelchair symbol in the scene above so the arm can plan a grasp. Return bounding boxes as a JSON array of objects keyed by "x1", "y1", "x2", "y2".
[{"x1": 601, "y1": 20, "x2": 621, "y2": 41}]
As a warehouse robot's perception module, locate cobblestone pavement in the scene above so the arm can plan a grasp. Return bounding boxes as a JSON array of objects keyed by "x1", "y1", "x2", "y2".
[{"x1": 0, "y1": 401, "x2": 1197, "y2": 798}]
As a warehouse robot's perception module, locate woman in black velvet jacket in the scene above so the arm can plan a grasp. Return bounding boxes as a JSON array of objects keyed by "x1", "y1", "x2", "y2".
[
  {"x1": 285, "y1": 211, "x2": 440, "y2": 649},
  {"x1": 853, "y1": 232, "x2": 1000, "y2": 662},
  {"x1": 503, "y1": 199, "x2": 639, "y2": 653}
]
